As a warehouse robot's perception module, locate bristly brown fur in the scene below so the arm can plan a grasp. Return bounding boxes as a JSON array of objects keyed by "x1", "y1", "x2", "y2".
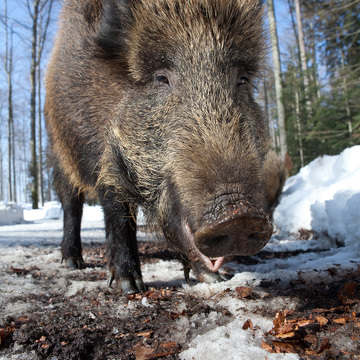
[{"x1": 126, "y1": 0, "x2": 267, "y2": 82}]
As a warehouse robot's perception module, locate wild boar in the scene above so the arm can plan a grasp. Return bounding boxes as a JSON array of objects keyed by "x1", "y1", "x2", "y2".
[{"x1": 45, "y1": 0, "x2": 274, "y2": 293}]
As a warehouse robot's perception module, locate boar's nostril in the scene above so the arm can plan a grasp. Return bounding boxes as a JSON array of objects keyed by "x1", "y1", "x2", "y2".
[{"x1": 248, "y1": 232, "x2": 259, "y2": 240}]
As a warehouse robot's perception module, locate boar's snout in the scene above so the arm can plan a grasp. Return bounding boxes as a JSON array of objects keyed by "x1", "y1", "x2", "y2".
[{"x1": 193, "y1": 196, "x2": 272, "y2": 259}]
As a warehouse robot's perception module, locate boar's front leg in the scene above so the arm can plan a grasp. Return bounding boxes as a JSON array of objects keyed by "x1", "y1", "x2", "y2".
[
  {"x1": 54, "y1": 164, "x2": 85, "y2": 269},
  {"x1": 99, "y1": 191, "x2": 145, "y2": 294}
]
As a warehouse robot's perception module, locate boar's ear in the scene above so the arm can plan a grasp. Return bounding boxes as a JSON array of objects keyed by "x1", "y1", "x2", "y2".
[{"x1": 95, "y1": 0, "x2": 134, "y2": 59}]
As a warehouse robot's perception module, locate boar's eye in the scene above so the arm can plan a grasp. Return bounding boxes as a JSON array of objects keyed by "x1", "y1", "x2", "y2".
[
  {"x1": 237, "y1": 76, "x2": 249, "y2": 87},
  {"x1": 155, "y1": 74, "x2": 171, "y2": 89}
]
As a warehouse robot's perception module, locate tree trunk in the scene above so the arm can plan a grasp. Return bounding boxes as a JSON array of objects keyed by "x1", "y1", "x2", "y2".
[
  {"x1": 37, "y1": 57, "x2": 44, "y2": 206},
  {"x1": 263, "y1": 78, "x2": 277, "y2": 151},
  {"x1": 0, "y1": 110, "x2": 3, "y2": 200},
  {"x1": 7, "y1": 74, "x2": 12, "y2": 202},
  {"x1": 309, "y1": 21, "x2": 321, "y2": 100},
  {"x1": 12, "y1": 86, "x2": 17, "y2": 203},
  {"x1": 30, "y1": 0, "x2": 40, "y2": 209},
  {"x1": 295, "y1": 90, "x2": 304, "y2": 168},
  {"x1": 294, "y1": 0, "x2": 313, "y2": 117},
  {"x1": 4, "y1": 0, "x2": 14, "y2": 202},
  {"x1": 267, "y1": 0, "x2": 287, "y2": 161},
  {"x1": 340, "y1": 45, "x2": 352, "y2": 138},
  {"x1": 29, "y1": 0, "x2": 54, "y2": 207}
]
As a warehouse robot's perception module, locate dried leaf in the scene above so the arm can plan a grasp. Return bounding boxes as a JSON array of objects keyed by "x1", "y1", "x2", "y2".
[
  {"x1": 317, "y1": 338, "x2": 331, "y2": 354},
  {"x1": 16, "y1": 316, "x2": 30, "y2": 323},
  {"x1": 135, "y1": 331, "x2": 153, "y2": 338},
  {"x1": 151, "y1": 350, "x2": 176, "y2": 358},
  {"x1": 275, "y1": 331, "x2": 296, "y2": 339},
  {"x1": 333, "y1": 317, "x2": 347, "y2": 325},
  {"x1": 277, "y1": 322, "x2": 298, "y2": 335},
  {"x1": 304, "y1": 334, "x2": 317, "y2": 346},
  {"x1": 274, "y1": 311, "x2": 287, "y2": 327},
  {"x1": 134, "y1": 345, "x2": 177, "y2": 360},
  {"x1": 235, "y1": 286, "x2": 253, "y2": 298},
  {"x1": 160, "y1": 341, "x2": 178, "y2": 350},
  {"x1": 133, "y1": 344, "x2": 154, "y2": 360},
  {"x1": 272, "y1": 340, "x2": 297, "y2": 353},
  {"x1": 316, "y1": 316, "x2": 328, "y2": 326},
  {"x1": 261, "y1": 341, "x2": 274, "y2": 353},
  {"x1": 297, "y1": 319, "x2": 314, "y2": 327},
  {"x1": 242, "y1": 319, "x2": 253, "y2": 331}
]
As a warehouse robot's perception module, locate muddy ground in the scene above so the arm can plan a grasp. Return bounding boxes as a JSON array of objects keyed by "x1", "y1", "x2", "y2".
[{"x1": 1, "y1": 237, "x2": 360, "y2": 360}]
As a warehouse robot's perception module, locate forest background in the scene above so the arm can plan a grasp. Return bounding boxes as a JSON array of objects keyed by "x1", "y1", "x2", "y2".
[{"x1": 0, "y1": 0, "x2": 359, "y2": 209}]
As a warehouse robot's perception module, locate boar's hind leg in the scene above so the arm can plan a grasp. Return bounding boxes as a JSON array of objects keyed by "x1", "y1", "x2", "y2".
[
  {"x1": 54, "y1": 165, "x2": 85, "y2": 269},
  {"x1": 99, "y1": 192, "x2": 145, "y2": 294}
]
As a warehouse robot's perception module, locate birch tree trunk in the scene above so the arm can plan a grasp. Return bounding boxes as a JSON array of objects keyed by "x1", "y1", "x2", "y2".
[{"x1": 267, "y1": 0, "x2": 287, "y2": 161}]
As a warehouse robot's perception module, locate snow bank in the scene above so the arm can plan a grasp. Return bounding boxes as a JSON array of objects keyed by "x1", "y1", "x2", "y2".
[
  {"x1": 21, "y1": 202, "x2": 103, "y2": 222},
  {"x1": 0, "y1": 202, "x2": 24, "y2": 225},
  {"x1": 23, "y1": 201, "x2": 63, "y2": 221},
  {"x1": 274, "y1": 146, "x2": 360, "y2": 249}
]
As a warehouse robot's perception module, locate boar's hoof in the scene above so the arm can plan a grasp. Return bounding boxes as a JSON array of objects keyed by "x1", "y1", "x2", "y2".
[
  {"x1": 63, "y1": 257, "x2": 85, "y2": 270},
  {"x1": 107, "y1": 273, "x2": 146, "y2": 294}
]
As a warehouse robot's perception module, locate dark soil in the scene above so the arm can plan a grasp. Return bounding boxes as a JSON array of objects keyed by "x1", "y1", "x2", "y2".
[{"x1": 1, "y1": 240, "x2": 360, "y2": 360}]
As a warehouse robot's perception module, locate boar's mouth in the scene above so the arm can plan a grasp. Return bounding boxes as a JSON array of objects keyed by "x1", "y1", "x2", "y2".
[
  {"x1": 183, "y1": 220, "x2": 226, "y2": 272},
  {"x1": 182, "y1": 201, "x2": 273, "y2": 273}
]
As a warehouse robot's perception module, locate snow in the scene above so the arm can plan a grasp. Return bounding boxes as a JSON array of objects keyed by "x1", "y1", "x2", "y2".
[
  {"x1": 1, "y1": 145, "x2": 360, "y2": 359},
  {"x1": 0, "y1": 202, "x2": 24, "y2": 225},
  {"x1": 274, "y1": 146, "x2": 360, "y2": 248}
]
